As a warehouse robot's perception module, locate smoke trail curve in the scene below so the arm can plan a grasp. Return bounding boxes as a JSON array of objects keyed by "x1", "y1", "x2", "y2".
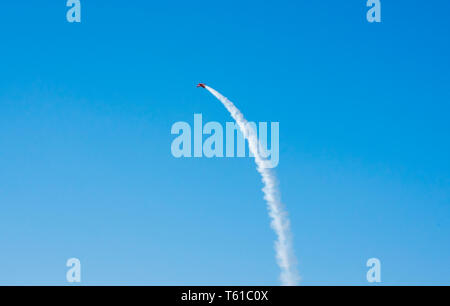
[{"x1": 204, "y1": 85, "x2": 300, "y2": 286}]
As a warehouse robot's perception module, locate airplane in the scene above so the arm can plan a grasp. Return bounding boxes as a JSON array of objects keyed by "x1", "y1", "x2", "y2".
[{"x1": 197, "y1": 83, "x2": 206, "y2": 88}]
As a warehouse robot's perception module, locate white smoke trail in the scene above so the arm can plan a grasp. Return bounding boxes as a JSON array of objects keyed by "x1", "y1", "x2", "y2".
[{"x1": 204, "y1": 85, "x2": 300, "y2": 286}]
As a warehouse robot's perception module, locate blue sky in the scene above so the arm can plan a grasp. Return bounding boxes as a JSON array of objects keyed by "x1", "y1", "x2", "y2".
[{"x1": 0, "y1": 1, "x2": 449, "y2": 285}]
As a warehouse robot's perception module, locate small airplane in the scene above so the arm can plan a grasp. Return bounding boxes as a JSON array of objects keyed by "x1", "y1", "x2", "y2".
[{"x1": 197, "y1": 83, "x2": 206, "y2": 88}]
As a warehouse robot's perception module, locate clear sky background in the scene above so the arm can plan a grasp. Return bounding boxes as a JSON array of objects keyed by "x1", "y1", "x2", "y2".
[{"x1": 0, "y1": 1, "x2": 449, "y2": 285}]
